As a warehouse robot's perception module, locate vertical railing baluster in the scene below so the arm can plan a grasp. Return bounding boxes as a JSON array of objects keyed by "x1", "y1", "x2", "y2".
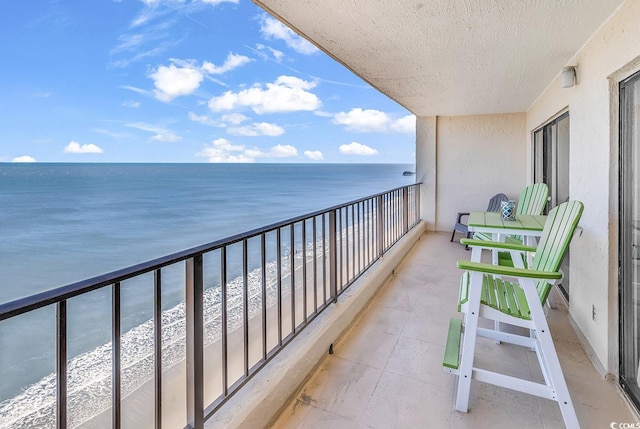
[
  {"x1": 186, "y1": 256, "x2": 204, "y2": 429},
  {"x1": 416, "y1": 184, "x2": 422, "y2": 222},
  {"x1": 369, "y1": 198, "x2": 372, "y2": 259},
  {"x1": 322, "y1": 214, "x2": 327, "y2": 305},
  {"x1": 345, "y1": 207, "x2": 350, "y2": 283},
  {"x1": 312, "y1": 217, "x2": 318, "y2": 313},
  {"x1": 154, "y1": 269, "x2": 162, "y2": 429},
  {"x1": 396, "y1": 190, "x2": 399, "y2": 239},
  {"x1": 396, "y1": 190, "x2": 400, "y2": 240},
  {"x1": 393, "y1": 191, "x2": 397, "y2": 241},
  {"x1": 302, "y1": 219, "x2": 308, "y2": 323},
  {"x1": 220, "y1": 249, "x2": 228, "y2": 396},
  {"x1": 403, "y1": 187, "x2": 409, "y2": 235},
  {"x1": 329, "y1": 210, "x2": 337, "y2": 302},
  {"x1": 351, "y1": 204, "x2": 355, "y2": 278},
  {"x1": 276, "y1": 228, "x2": 282, "y2": 345},
  {"x1": 242, "y1": 239, "x2": 249, "y2": 376},
  {"x1": 392, "y1": 191, "x2": 395, "y2": 242},
  {"x1": 377, "y1": 195, "x2": 384, "y2": 256},
  {"x1": 261, "y1": 234, "x2": 267, "y2": 361},
  {"x1": 112, "y1": 282, "x2": 121, "y2": 429},
  {"x1": 368, "y1": 198, "x2": 372, "y2": 263},
  {"x1": 357, "y1": 202, "x2": 361, "y2": 273},
  {"x1": 290, "y1": 223, "x2": 296, "y2": 333},
  {"x1": 56, "y1": 300, "x2": 67, "y2": 429},
  {"x1": 337, "y1": 209, "x2": 342, "y2": 291}
]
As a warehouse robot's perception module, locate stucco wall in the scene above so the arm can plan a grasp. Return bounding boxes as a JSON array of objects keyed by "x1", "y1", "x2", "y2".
[
  {"x1": 526, "y1": 0, "x2": 640, "y2": 373},
  {"x1": 416, "y1": 117, "x2": 437, "y2": 230},
  {"x1": 416, "y1": 113, "x2": 527, "y2": 232}
]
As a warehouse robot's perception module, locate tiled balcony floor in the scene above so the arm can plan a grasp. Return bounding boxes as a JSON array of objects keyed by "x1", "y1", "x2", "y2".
[{"x1": 269, "y1": 232, "x2": 638, "y2": 429}]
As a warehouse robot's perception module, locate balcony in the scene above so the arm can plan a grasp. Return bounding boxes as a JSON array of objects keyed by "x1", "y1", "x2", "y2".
[
  {"x1": 3, "y1": 183, "x2": 638, "y2": 428},
  {"x1": 269, "y1": 232, "x2": 637, "y2": 428}
]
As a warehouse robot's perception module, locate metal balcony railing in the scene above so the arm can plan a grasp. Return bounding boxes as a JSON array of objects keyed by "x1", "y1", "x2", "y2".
[{"x1": 0, "y1": 183, "x2": 421, "y2": 429}]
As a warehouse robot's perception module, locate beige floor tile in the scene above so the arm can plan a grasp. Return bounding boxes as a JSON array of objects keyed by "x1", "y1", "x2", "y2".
[
  {"x1": 270, "y1": 399, "x2": 366, "y2": 429},
  {"x1": 385, "y1": 336, "x2": 454, "y2": 388},
  {"x1": 360, "y1": 371, "x2": 452, "y2": 429},
  {"x1": 295, "y1": 356, "x2": 383, "y2": 421},
  {"x1": 449, "y1": 381, "x2": 545, "y2": 429},
  {"x1": 333, "y1": 322, "x2": 398, "y2": 369},
  {"x1": 354, "y1": 300, "x2": 410, "y2": 336},
  {"x1": 400, "y1": 307, "x2": 452, "y2": 345}
]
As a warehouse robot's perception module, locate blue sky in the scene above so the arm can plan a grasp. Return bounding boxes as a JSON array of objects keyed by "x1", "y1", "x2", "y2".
[{"x1": 0, "y1": 0, "x2": 415, "y2": 163}]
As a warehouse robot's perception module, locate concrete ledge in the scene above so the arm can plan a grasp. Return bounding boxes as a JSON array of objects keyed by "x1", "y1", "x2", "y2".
[{"x1": 205, "y1": 221, "x2": 427, "y2": 429}]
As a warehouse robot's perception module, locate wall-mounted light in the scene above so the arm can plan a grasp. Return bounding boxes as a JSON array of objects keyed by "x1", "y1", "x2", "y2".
[{"x1": 561, "y1": 66, "x2": 577, "y2": 88}]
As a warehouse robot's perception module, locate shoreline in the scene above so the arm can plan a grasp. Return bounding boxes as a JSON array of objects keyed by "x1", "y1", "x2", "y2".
[{"x1": 78, "y1": 242, "x2": 328, "y2": 428}]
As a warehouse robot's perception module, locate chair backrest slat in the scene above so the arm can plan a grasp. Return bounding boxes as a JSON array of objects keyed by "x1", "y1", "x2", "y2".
[
  {"x1": 486, "y1": 193, "x2": 509, "y2": 212},
  {"x1": 516, "y1": 183, "x2": 549, "y2": 216},
  {"x1": 530, "y1": 200, "x2": 584, "y2": 303}
]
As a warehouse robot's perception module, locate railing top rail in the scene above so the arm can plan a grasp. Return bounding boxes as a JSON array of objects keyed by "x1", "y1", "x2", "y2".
[{"x1": 0, "y1": 183, "x2": 421, "y2": 321}]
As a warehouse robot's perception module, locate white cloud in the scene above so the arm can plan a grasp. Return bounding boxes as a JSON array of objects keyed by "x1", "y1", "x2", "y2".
[
  {"x1": 64, "y1": 141, "x2": 104, "y2": 154},
  {"x1": 255, "y1": 43, "x2": 285, "y2": 63},
  {"x1": 122, "y1": 100, "x2": 141, "y2": 108},
  {"x1": 255, "y1": 44, "x2": 285, "y2": 63},
  {"x1": 227, "y1": 122, "x2": 285, "y2": 137},
  {"x1": 188, "y1": 112, "x2": 223, "y2": 127},
  {"x1": 111, "y1": 33, "x2": 146, "y2": 55},
  {"x1": 31, "y1": 92, "x2": 52, "y2": 98},
  {"x1": 126, "y1": 122, "x2": 181, "y2": 142},
  {"x1": 197, "y1": 139, "x2": 298, "y2": 162},
  {"x1": 304, "y1": 150, "x2": 324, "y2": 161},
  {"x1": 333, "y1": 108, "x2": 390, "y2": 133},
  {"x1": 197, "y1": 138, "x2": 251, "y2": 162},
  {"x1": 202, "y1": 53, "x2": 252, "y2": 74},
  {"x1": 390, "y1": 114, "x2": 416, "y2": 134},
  {"x1": 260, "y1": 16, "x2": 318, "y2": 55},
  {"x1": 221, "y1": 113, "x2": 248, "y2": 125},
  {"x1": 94, "y1": 128, "x2": 131, "y2": 139},
  {"x1": 246, "y1": 144, "x2": 297, "y2": 158},
  {"x1": 12, "y1": 155, "x2": 36, "y2": 163},
  {"x1": 149, "y1": 54, "x2": 251, "y2": 102},
  {"x1": 339, "y1": 142, "x2": 378, "y2": 156},
  {"x1": 201, "y1": 0, "x2": 239, "y2": 4},
  {"x1": 271, "y1": 144, "x2": 298, "y2": 157},
  {"x1": 208, "y1": 75, "x2": 320, "y2": 114},
  {"x1": 333, "y1": 108, "x2": 416, "y2": 134},
  {"x1": 150, "y1": 63, "x2": 204, "y2": 102},
  {"x1": 120, "y1": 85, "x2": 152, "y2": 96}
]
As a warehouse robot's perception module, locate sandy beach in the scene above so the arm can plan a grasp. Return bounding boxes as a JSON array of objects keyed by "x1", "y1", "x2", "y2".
[{"x1": 77, "y1": 236, "x2": 335, "y2": 429}]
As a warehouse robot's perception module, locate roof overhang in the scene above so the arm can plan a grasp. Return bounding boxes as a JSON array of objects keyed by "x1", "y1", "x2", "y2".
[{"x1": 253, "y1": 0, "x2": 624, "y2": 116}]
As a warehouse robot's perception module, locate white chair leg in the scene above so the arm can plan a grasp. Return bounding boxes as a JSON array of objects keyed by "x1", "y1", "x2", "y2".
[
  {"x1": 523, "y1": 282, "x2": 579, "y2": 428},
  {"x1": 456, "y1": 271, "x2": 483, "y2": 412}
]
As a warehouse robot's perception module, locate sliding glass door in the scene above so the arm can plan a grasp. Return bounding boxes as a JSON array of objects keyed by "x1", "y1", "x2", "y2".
[
  {"x1": 620, "y1": 70, "x2": 640, "y2": 408},
  {"x1": 533, "y1": 112, "x2": 570, "y2": 298}
]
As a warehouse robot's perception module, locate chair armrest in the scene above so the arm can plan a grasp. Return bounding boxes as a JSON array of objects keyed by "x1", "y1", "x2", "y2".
[
  {"x1": 456, "y1": 260, "x2": 562, "y2": 280},
  {"x1": 455, "y1": 212, "x2": 470, "y2": 223},
  {"x1": 460, "y1": 239, "x2": 536, "y2": 253}
]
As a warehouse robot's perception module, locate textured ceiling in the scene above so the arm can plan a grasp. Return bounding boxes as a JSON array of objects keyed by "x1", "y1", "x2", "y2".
[{"x1": 253, "y1": 0, "x2": 624, "y2": 116}]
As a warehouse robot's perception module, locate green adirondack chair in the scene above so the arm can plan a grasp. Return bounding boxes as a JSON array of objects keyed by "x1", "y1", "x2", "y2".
[
  {"x1": 443, "y1": 200, "x2": 583, "y2": 428},
  {"x1": 472, "y1": 182, "x2": 549, "y2": 267},
  {"x1": 472, "y1": 182, "x2": 549, "y2": 244}
]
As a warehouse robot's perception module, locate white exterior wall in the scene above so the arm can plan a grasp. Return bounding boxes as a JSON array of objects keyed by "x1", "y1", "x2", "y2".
[
  {"x1": 416, "y1": 117, "x2": 437, "y2": 231},
  {"x1": 416, "y1": 113, "x2": 527, "y2": 232},
  {"x1": 527, "y1": 0, "x2": 640, "y2": 373}
]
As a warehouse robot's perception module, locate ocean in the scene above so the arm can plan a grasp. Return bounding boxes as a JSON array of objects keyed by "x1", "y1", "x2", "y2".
[{"x1": 0, "y1": 163, "x2": 414, "y2": 426}]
